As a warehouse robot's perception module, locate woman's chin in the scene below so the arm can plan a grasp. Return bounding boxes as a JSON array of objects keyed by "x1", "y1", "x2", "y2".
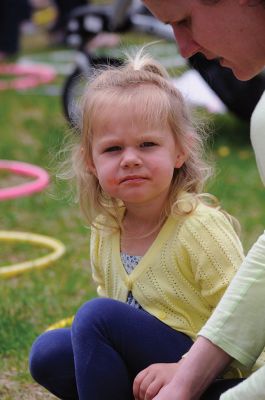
[
  {"x1": 231, "y1": 65, "x2": 262, "y2": 81},
  {"x1": 220, "y1": 58, "x2": 260, "y2": 81}
]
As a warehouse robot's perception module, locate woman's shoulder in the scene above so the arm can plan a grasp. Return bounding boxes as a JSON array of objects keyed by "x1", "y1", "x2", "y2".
[{"x1": 250, "y1": 90, "x2": 265, "y2": 186}]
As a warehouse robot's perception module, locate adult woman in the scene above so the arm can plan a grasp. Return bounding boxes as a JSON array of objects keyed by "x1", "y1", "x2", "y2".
[{"x1": 133, "y1": 1, "x2": 265, "y2": 399}]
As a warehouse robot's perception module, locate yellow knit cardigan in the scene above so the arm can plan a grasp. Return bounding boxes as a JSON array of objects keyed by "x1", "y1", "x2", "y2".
[{"x1": 90, "y1": 202, "x2": 244, "y2": 341}]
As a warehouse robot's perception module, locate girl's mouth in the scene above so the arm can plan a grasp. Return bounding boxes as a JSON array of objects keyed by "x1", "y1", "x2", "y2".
[{"x1": 120, "y1": 176, "x2": 147, "y2": 184}]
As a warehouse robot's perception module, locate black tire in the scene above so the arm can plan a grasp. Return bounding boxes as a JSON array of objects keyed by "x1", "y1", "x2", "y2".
[
  {"x1": 62, "y1": 55, "x2": 122, "y2": 130},
  {"x1": 62, "y1": 65, "x2": 86, "y2": 129}
]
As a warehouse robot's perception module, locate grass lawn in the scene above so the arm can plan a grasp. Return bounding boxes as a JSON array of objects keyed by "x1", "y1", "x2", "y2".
[{"x1": 1, "y1": 14, "x2": 265, "y2": 399}]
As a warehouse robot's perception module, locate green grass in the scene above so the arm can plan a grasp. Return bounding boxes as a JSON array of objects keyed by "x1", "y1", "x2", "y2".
[
  {"x1": 0, "y1": 86, "x2": 96, "y2": 398},
  {"x1": 1, "y1": 21, "x2": 265, "y2": 400}
]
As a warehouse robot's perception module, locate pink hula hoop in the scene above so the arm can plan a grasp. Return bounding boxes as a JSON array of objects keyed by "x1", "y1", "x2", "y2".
[
  {"x1": 0, "y1": 63, "x2": 56, "y2": 91},
  {"x1": 0, "y1": 160, "x2": 50, "y2": 200}
]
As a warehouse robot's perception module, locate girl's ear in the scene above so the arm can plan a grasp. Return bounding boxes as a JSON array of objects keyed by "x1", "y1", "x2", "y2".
[
  {"x1": 81, "y1": 147, "x2": 98, "y2": 177},
  {"x1": 175, "y1": 150, "x2": 187, "y2": 169},
  {"x1": 86, "y1": 159, "x2": 98, "y2": 177}
]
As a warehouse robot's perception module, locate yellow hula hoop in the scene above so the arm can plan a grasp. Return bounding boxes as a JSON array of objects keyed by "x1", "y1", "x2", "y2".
[
  {"x1": 45, "y1": 315, "x2": 75, "y2": 331},
  {"x1": 0, "y1": 231, "x2": 65, "y2": 279}
]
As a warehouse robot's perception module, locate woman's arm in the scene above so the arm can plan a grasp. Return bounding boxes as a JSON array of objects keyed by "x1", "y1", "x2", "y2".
[
  {"x1": 220, "y1": 364, "x2": 265, "y2": 400},
  {"x1": 199, "y1": 231, "x2": 265, "y2": 368},
  {"x1": 162, "y1": 337, "x2": 231, "y2": 400},
  {"x1": 133, "y1": 337, "x2": 231, "y2": 400}
]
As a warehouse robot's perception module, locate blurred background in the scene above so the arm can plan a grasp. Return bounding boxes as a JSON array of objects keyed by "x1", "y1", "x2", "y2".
[{"x1": 1, "y1": 0, "x2": 265, "y2": 398}]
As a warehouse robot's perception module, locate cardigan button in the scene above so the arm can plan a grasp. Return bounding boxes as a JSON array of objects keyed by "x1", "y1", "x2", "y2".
[{"x1": 126, "y1": 278, "x2": 132, "y2": 291}]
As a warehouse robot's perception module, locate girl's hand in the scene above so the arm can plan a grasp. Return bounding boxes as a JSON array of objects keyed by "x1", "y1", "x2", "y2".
[{"x1": 133, "y1": 362, "x2": 179, "y2": 400}]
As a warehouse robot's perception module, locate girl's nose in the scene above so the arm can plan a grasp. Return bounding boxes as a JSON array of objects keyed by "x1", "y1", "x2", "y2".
[
  {"x1": 172, "y1": 25, "x2": 201, "y2": 58},
  {"x1": 120, "y1": 149, "x2": 142, "y2": 168}
]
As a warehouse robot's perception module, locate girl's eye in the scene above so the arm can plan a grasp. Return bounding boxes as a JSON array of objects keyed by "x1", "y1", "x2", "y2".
[
  {"x1": 104, "y1": 146, "x2": 122, "y2": 153},
  {"x1": 140, "y1": 142, "x2": 157, "y2": 148}
]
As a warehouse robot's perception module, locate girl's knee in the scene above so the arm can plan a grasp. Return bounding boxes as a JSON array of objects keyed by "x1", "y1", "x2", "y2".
[
  {"x1": 29, "y1": 331, "x2": 54, "y2": 381},
  {"x1": 73, "y1": 298, "x2": 110, "y2": 328},
  {"x1": 72, "y1": 298, "x2": 126, "y2": 336},
  {"x1": 29, "y1": 328, "x2": 72, "y2": 383}
]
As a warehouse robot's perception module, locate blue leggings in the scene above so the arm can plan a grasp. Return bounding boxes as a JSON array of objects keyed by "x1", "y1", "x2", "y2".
[{"x1": 29, "y1": 298, "x2": 193, "y2": 400}]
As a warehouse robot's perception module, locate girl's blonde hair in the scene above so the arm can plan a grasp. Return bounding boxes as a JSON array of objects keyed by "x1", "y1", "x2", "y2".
[{"x1": 69, "y1": 48, "x2": 216, "y2": 229}]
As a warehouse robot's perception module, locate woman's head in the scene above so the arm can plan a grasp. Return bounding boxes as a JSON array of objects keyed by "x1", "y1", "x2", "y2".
[
  {"x1": 73, "y1": 49, "x2": 212, "y2": 225},
  {"x1": 143, "y1": 0, "x2": 265, "y2": 80}
]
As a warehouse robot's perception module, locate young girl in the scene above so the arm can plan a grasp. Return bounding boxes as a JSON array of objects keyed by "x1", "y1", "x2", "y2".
[{"x1": 29, "y1": 49, "x2": 244, "y2": 400}]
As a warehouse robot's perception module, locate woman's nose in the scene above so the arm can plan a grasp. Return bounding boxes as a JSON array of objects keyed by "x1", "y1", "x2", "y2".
[
  {"x1": 172, "y1": 25, "x2": 201, "y2": 58},
  {"x1": 120, "y1": 149, "x2": 142, "y2": 168}
]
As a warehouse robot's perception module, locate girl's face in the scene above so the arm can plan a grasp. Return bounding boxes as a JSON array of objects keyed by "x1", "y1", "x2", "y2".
[
  {"x1": 143, "y1": 0, "x2": 265, "y2": 80},
  {"x1": 88, "y1": 104, "x2": 185, "y2": 210}
]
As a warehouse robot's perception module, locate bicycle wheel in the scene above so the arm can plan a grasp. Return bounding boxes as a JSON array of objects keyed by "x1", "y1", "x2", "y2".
[{"x1": 62, "y1": 55, "x2": 122, "y2": 130}]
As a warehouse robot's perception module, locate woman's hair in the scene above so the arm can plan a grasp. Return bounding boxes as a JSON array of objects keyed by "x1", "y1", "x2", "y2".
[{"x1": 66, "y1": 48, "x2": 215, "y2": 229}]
